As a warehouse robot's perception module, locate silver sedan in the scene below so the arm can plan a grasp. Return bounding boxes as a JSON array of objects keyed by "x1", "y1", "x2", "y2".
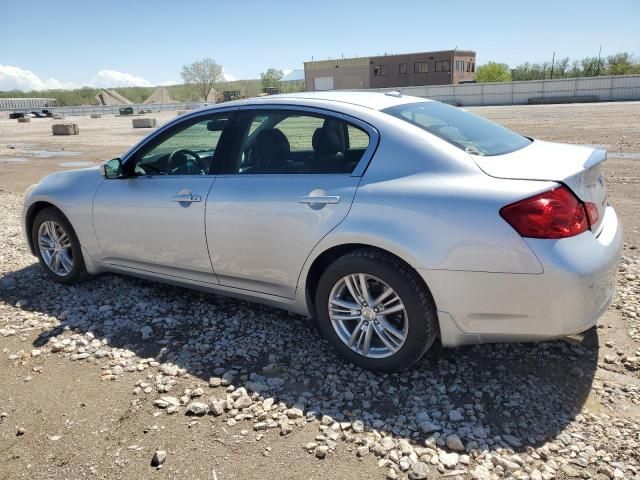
[{"x1": 22, "y1": 92, "x2": 623, "y2": 372}]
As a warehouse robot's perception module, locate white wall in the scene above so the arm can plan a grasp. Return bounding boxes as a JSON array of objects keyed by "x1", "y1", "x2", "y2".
[{"x1": 366, "y1": 75, "x2": 640, "y2": 106}]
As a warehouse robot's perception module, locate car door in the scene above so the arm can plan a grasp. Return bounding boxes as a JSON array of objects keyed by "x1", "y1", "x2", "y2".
[
  {"x1": 205, "y1": 107, "x2": 378, "y2": 298},
  {"x1": 92, "y1": 111, "x2": 234, "y2": 284}
]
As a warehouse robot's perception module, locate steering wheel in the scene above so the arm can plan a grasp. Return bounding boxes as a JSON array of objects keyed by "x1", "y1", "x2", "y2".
[{"x1": 167, "y1": 149, "x2": 206, "y2": 175}]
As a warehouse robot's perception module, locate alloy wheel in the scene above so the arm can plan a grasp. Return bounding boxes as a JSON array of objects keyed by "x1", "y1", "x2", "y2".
[
  {"x1": 328, "y1": 273, "x2": 408, "y2": 358},
  {"x1": 38, "y1": 221, "x2": 74, "y2": 276}
]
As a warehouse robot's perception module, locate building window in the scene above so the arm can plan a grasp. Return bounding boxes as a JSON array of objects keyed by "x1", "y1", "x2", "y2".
[
  {"x1": 399, "y1": 63, "x2": 408, "y2": 74},
  {"x1": 414, "y1": 62, "x2": 428, "y2": 73},
  {"x1": 435, "y1": 60, "x2": 451, "y2": 72},
  {"x1": 374, "y1": 65, "x2": 388, "y2": 76},
  {"x1": 455, "y1": 60, "x2": 467, "y2": 72}
]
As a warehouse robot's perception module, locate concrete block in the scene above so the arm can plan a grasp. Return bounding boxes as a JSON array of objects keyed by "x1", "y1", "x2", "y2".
[
  {"x1": 53, "y1": 114, "x2": 64, "y2": 119},
  {"x1": 132, "y1": 117, "x2": 157, "y2": 128},
  {"x1": 17, "y1": 117, "x2": 31, "y2": 123},
  {"x1": 90, "y1": 113, "x2": 102, "y2": 119},
  {"x1": 52, "y1": 123, "x2": 80, "y2": 135}
]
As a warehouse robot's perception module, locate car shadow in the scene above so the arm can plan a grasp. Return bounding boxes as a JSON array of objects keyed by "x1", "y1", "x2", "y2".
[{"x1": 0, "y1": 263, "x2": 599, "y2": 454}]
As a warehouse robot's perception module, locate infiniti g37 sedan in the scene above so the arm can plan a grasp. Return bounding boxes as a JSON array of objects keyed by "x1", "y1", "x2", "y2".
[{"x1": 22, "y1": 92, "x2": 623, "y2": 372}]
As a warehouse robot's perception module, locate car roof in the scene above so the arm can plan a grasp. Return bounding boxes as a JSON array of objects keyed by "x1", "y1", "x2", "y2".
[{"x1": 205, "y1": 91, "x2": 429, "y2": 112}]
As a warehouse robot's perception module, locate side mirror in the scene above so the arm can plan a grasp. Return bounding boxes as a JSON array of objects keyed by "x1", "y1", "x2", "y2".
[
  {"x1": 207, "y1": 119, "x2": 227, "y2": 132},
  {"x1": 100, "y1": 158, "x2": 123, "y2": 179}
]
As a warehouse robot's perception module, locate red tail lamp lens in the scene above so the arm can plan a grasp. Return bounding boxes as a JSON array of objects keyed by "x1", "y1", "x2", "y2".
[{"x1": 500, "y1": 186, "x2": 589, "y2": 239}]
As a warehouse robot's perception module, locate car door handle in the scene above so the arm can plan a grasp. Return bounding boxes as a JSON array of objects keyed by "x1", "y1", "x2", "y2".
[
  {"x1": 299, "y1": 195, "x2": 340, "y2": 205},
  {"x1": 172, "y1": 194, "x2": 201, "y2": 203}
]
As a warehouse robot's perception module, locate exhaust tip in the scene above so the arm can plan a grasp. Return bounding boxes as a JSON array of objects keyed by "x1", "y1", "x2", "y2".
[{"x1": 563, "y1": 333, "x2": 585, "y2": 344}]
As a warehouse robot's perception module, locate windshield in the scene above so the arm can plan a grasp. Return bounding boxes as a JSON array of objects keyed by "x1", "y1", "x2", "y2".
[{"x1": 382, "y1": 101, "x2": 531, "y2": 156}]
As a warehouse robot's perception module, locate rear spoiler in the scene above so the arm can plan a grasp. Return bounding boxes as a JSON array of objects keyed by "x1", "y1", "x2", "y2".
[{"x1": 584, "y1": 148, "x2": 607, "y2": 170}]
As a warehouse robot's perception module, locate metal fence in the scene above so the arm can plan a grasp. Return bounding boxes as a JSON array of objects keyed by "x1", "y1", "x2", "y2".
[
  {"x1": 1, "y1": 102, "x2": 210, "y2": 116},
  {"x1": 366, "y1": 75, "x2": 640, "y2": 106}
]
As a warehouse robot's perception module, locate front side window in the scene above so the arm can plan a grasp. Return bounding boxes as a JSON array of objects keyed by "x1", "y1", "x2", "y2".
[
  {"x1": 233, "y1": 111, "x2": 370, "y2": 174},
  {"x1": 383, "y1": 101, "x2": 531, "y2": 156},
  {"x1": 414, "y1": 62, "x2": 428, "y2": 73},
  {"x1": 132, "y1": 114, "x2": 229, "y2": 175}
]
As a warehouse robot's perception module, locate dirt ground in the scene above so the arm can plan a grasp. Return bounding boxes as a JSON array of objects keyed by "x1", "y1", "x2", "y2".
[{"x1": 0, "y1": 102, "x2": 639, "y2": 480}]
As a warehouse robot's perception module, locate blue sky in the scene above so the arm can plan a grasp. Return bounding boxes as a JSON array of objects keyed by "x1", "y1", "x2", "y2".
[{"x1": 1, "y1": 0, "x2": 639, "y2": 90}]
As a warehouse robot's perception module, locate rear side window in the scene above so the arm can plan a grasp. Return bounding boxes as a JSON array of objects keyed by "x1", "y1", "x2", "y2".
[
  {"x1": 233, "y1": 111, "x2": 370, "y2": 174},
  {"x1": 383, "y1": 101, "x2": 531, "y2": 156}
]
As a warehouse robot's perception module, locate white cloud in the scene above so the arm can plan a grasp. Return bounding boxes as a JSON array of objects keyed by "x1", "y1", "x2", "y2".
[
  {"x1": 221, "y1": 69, "x2": 236, "y2": 81},
  {"x1": 159, "y1": 80, "x2": 178, "y2": 86},
  {"x1": 91, "y1": 69, "x2": 151, "y2": 88},
  {"x1": 0, "y1": 65, "x2": 77, "y2": 91}
]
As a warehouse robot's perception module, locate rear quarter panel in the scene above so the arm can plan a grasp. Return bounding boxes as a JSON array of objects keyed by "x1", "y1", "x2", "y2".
[{"x1": 300, "y1": 116, "x2": 552, "y2": 283}]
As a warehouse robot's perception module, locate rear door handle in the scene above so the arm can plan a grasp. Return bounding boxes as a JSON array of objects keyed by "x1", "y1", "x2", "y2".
[
  {"x1": 299, "y1": 195, "x2": 340, "y2": 205},
  {"x1": 172, "y1": 194, "x2": 201, "y2": 203}
]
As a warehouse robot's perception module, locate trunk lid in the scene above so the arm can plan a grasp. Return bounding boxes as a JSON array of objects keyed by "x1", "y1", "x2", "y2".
[{"x1": 471, "y1": 140, "x2": 608, "y2": 234}]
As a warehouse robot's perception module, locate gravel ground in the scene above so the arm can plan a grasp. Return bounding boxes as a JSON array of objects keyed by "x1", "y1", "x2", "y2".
[{"x1": 1, "y1": 102, "x2": 640, "y2": 479}]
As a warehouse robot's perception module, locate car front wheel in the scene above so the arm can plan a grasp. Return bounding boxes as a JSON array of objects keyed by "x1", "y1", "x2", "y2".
[
  {"x1": 315, "y1": 248, "x2": 438, "y2": 372},
  {"x1": 32, "y1": 207, "x2": 87, "y2": 285}
]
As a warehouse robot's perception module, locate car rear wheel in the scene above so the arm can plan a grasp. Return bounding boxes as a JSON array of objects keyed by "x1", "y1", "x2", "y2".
[
  {"x1": 315, "y1": 248, "x2": 438, "y2": 372},
  {"x1": 32, "y1": 208, "x2": 86, "y2": 285}
]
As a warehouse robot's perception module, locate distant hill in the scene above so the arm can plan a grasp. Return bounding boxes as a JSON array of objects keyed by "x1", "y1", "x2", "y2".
[{"x1": 0, "y1": 79, "x2": 279, "y2": 106}]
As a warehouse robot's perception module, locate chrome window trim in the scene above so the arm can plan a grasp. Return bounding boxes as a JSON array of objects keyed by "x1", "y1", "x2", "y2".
[{"x1": 121, "y1": 174, "x2": 218, "y2": 180}]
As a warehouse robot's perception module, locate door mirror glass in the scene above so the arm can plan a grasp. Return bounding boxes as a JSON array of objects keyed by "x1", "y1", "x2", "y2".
[
  {"x1": 101, "y1": 158, "x2": 123, "y2": 179},
  {"x1": 207, "y1": 118, "x2": 227, "y2": 132}
]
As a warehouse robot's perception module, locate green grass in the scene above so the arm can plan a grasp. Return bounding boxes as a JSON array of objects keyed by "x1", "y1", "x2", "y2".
[
  {"x1": 143, "y1": 115, "x2": 370, "y2": 164},
  {"x1": 146, "y1": 120, "x2": 222, "y2": 158}
]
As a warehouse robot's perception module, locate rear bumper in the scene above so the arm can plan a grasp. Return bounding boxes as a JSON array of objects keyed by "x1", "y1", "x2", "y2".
[{"x1": 421, "y1": 205, "x2": 623, "y2": 346}]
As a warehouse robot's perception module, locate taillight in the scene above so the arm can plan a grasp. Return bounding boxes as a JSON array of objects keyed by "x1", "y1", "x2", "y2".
[
  {"x1": 500, "y1": 186, "x2": 589, "y2": 239},
  {"x1": 584, "y1": 201, "x2": 599, "y2": 227}
]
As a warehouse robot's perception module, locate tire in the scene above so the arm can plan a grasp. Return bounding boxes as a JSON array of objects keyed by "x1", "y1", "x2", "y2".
[
  {"x1": 314, "y1": 248, "x2": 438, "y2": 373},
  {"x1": 31, "y1": 207, "x2": 87, "y2": 285}
]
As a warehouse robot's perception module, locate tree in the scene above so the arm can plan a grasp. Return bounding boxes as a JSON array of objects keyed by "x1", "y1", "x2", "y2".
[
  {"x1": 260, "y1": 68, "x2": 283, "y2": 89},
  {"x1": 475, "y1": 62, "x2": 512, "y2": 83},
  {"x1": 606, "y1": 52, "x2": 640, "y2": 75},
  {"x1": 180, "y1": 58, "x2": 224, "y2": 101},
  {"x1": 580, "y1": 56, "x2": 600, "y2": 77},
  {"x1": 554, "y1": 57, "x2": 570, "y2": 78}
]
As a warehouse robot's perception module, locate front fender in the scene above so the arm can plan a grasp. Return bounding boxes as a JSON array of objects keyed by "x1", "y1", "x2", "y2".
[{"x1": 22, "y1": 168, "x2": 104, "y2": 264}]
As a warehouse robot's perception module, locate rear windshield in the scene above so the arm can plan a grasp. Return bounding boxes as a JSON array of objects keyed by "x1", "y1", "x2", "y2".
[{"x1": 382, "y1": 101, "x2": 531, "y2": 156}]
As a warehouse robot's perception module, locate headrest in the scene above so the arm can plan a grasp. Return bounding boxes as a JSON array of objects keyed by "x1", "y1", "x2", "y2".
[
  {"x1": 256, "y1": 128, "x2": 290, "y2": 166},
  {"x1": 312, "y1": 127, "x2": 341, "y2": 156}
]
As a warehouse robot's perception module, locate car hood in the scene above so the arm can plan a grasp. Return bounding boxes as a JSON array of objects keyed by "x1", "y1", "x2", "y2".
[{"x1": 38, "y1": 166, "x2": 101, "y2": 184}]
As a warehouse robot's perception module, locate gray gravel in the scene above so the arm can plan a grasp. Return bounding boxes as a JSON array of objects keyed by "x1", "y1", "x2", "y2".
[{"x1": 1, "y1": 190, "x2": 640, "y2": 479}]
